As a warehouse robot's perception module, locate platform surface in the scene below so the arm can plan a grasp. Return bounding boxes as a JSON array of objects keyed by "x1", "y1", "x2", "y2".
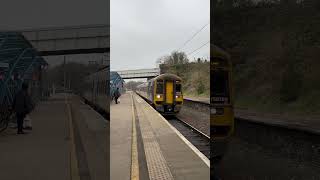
[
  {"x1": 71, "y1": 95, "x2": 108, "y2": 180},
  {"x1": 0, "y1": 93, "x2": 108, "y2": 180},
  {"x1": 111, "y1": 92, "x2": 210, "y2": 180},
  {"x1": 184, "y1": 96, "x2": 210, "y2": 104},
  {"x1": 0, "y1": 94, "x2": 70, "y2": 180},
  {"x1": 110, "y1": 93, "x2": 133, "y2": 180},
  {"x1": 186, "y1": 94, "x2": 320, "y2": 134}
]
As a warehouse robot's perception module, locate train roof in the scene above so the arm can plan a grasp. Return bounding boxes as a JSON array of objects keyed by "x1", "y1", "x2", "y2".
[
  {"x1": 136, "y1": 73, "x2": 181, "y2": 89},
  {"x1": 153, "y1": 73, "x2": 182, "y2": 81}
]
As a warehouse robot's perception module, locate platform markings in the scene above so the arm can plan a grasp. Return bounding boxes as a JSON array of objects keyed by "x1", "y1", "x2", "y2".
[
  {"x1": 136, "y1": 97, "x2": 143, "y2": 103},
  {"x1": 134, "y1": 94, "x2": 174, "y2": 180},
  {"x1": 159, "y1": 114, "x2": 210, "y2": 167},
  {"x1": 131, "y1": 93, "x2": 140, "y2": 180},
  {"x1": 135, "y1": 93, "x2": 210, "y2": 167},
  {"x1": 65, "y1": 94, "x2": 81, "y2": 180}
]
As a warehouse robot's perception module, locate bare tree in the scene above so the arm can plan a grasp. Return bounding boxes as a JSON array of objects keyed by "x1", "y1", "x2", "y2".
[{"x1": 161, "y1": 51, "x2": 189, "y2": 65}]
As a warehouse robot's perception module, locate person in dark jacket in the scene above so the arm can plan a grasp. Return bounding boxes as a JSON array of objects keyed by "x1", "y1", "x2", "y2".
[
  {"x1": 13, "y1": 82, "x2": 33, "y2": 134},
  {"x1": 114, "y1": 88, "x2": 121, "y2": 104}
]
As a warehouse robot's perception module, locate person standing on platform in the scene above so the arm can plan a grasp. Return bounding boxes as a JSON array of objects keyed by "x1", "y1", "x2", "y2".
[
  {"x1": 13, "y1": 82, "x2": 33, "y2": 134},
  {"x1": 114, "y1": 87, "x2": 121, "y2": 104}
]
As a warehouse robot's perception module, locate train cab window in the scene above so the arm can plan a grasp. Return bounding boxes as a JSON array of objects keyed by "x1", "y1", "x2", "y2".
[
  {"x1": 147, "y1": 82, "x2": 151, "y2": 92},
  {"x1": 211, "y1": 70, "x2": 230, "y2": 103},
  {"x1": 156, "y1": 80, "x2": 164, "y2": 94},
  {"x1": 176, "y1": 83, "x2": 182, "y2": 92}
]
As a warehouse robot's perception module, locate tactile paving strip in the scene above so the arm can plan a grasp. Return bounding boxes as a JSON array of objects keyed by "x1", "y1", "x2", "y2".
[{"x1": 134, "y1": 95, "x2": 174, "y2": 180}]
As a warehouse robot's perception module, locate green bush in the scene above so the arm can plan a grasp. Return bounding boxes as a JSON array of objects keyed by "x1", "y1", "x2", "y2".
[
  {"x1": 197, "y1": 80, "x2": 205, "y2": 95},
  {"x1": 160, "y1": 61, "x2": 209, "y2": 97}
]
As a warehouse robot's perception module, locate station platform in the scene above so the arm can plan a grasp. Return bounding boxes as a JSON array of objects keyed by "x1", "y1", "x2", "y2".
[
  {"x1": 235, "y1": 109, "x2": 320, "y2": 135},
  {"x1": 184, "y1": 95, "x2": 320, "y2": 135},
  {"x1": 111, "y1": 92, "x2": 210, "y2": 180},
  {"x1": 184, "y1": 96, "x2": 209, "y2": 104},
  {"x1": 0, "y1": 93, "x2": 108, "y2": 180}
]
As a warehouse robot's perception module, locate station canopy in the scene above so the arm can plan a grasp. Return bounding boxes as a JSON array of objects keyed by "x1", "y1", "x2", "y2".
[
  {"x1": 110, "y1": 71, "x2": 124, "y2": 95},
  {"x1": 0, "y1": 32, "x2": 47, "y2": 81},
  {"x1": 0, "y1": 32, "x2": 48, "y2": 105},
  {"x1": 110, "y1": 71, "x2": 123, "y2": 85}
]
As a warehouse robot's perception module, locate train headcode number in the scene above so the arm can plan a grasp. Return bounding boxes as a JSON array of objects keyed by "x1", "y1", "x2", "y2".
[{"x1": 211, "y1": 97, "x2": 228, "y2": 102}]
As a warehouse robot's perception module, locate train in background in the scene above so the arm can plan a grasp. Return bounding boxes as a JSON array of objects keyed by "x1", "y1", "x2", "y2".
[
  {"x1": 80, "y1": 69, "x2": 125, "y2": 119},
  {"x1": 211, "y1": 44, "x2": 234, "y2": 162},
  {"x1": 81, "y1": 66, "x2": 110, "y2": 118},
  {"x1": 136, "y1": 73, "x2": 183, "y2": 115}
]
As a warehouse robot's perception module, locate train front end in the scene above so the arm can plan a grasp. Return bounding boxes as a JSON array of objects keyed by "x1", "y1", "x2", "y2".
[
  {"x1": 211, "y1": 45, "x2": 234, "y2": 162},
  {"x1": 153, "y1": 74, "x2": 183, "y2": 115}
]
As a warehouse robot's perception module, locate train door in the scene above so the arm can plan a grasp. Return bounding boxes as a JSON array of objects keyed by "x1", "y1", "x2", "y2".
[{"x1": 165, "y1": 81, "x2": 173, "y2": 104}]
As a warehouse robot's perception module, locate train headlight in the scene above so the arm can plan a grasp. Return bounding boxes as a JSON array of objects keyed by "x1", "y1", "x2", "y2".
[
  {"x1": 211, "y1": 107, "x2": 224, "y2": 115},
  {"x1": 175, "y1": 95, "x2": 179, "y2": 98},
  {"x1": 156, "y1": 94, "x2": 161, "y2": 99}
]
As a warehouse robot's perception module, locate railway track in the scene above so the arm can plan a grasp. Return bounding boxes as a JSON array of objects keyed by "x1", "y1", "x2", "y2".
[
  {"x1": 166, "y1": 116, "x2": 211, "y2": 159},
  {"x1": 135, "y1": 92, "x2": 211, "y2": 159},
  {"x1": 183, "y1": 96, "x2": 320, "y2": 178}
]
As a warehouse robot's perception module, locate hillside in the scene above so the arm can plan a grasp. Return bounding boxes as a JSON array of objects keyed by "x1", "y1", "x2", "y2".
[
  {"x1": 214, "y1": 1, "x2": 320, "y2": 115},
  {"x1": 160, "y1": 61, "x2": 210, "y2": 98}
]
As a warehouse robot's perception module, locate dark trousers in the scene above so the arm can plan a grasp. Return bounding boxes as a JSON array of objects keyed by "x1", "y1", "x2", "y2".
[
  {"x1": 16, "y1": 113, "x2": 25, "y2": 132},
  {"x1": 115, "y1": 97, "x2": 118, "y2": 104}
]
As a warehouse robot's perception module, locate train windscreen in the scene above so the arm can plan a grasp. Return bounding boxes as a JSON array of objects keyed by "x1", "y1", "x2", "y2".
[
  {"x1": 156, "y1": 80, "x2": 164, "y2": 94},
  {"x1": 211, "y1": 70, "x2": 230, "y2": 104},
  {"x1": 176, "y1": 83, "x2": 181, "y2": 92}
]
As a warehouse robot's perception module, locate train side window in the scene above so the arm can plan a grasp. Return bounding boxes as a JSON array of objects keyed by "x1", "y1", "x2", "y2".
[{"x1": 148, "y1": 82, "x2": 151, "y2": 92}]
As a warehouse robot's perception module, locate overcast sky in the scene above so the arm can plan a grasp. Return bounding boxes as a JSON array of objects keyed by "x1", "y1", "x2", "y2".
[
  {"x1": 111, "y1": 0, "x2": 210, "y2": 71},
  {"x1": 0, "y1": 0, "x2": 109, "y2": 67},
  {"x1": 0, "y1": 0, "x2": 108, "y2": 30},
  {"x1": 0, "y1": 0, "x2": 209, "y2": 70}
]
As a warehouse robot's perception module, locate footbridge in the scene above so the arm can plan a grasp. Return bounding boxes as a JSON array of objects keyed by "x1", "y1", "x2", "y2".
[
  {"x1": 0, "y1": 24, "x2": 110, "y2": 105},
  {"x1": 117, "y1": 68, "x2": 160, "y2": 79},
  {"x1": 18, "y1": 24, "x2": 109, "y2": 56}
]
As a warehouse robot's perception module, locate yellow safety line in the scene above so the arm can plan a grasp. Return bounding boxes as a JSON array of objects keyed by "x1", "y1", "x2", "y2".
[
  {"x1": 131, "y1": 93, "x2": 140, "y2": 180},
  {"x1": 136, "y1": 93, "x2": 211, "y2": 167},
  {"x1": 65, "y1": 94, "x2": 80, "y2": 180}
]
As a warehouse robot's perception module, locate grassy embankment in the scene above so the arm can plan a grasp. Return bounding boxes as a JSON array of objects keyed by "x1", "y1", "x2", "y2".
[
  {"x1": 214, "y1": 3, "x2": 320, "y2": 115},
  {"x1": 161, "y1": 61, "x2": 210, "y2": 99}
]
